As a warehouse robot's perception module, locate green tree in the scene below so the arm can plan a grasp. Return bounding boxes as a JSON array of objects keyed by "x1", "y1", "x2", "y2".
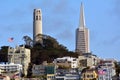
[
  {"x1": 114, "y1": 62, "x2": 120, "y2": 77},
  {"x1": 27, "y1": 63, "x2": 33, "y2": 77},
  {"x1": 30, "y1": 34, "x2": 78, "y2": 64},
  {"x1": 0, "y1": 46, "x2": 9, "y2": 62}
]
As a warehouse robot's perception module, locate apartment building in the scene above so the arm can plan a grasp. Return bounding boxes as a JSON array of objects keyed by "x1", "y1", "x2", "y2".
[
  {"x1": 54, "y1": 57, "x2": 78, "y2": 69},
  {"x1": 0, "y1": 63, "x2": 22, "y2": 73},
  {"x1": 8, "y1": 46, "x2": 31, "y2": 75},
  {"x1": 78, "y1": 53, "x2": 98, "y2": 68}
]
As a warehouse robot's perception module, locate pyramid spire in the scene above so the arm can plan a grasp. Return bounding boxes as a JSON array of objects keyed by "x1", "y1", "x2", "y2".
[{"x1": 79, "y1": 2, "x2": 86, "y2": 28}]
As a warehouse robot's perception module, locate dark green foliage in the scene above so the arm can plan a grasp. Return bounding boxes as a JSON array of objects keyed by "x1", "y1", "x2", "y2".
[
  {"x1": 0, "y1": 46, "x2": 9, "y2": 62},
  {"x1": 114, "y1": 62, "x2": 120, "y2": 77},
  {"x1": 27, "y1": 63, "x2": 33, "y2": 77},
  {"x1": 31, "y1": 34, "x2": 79, "y2": 64}
]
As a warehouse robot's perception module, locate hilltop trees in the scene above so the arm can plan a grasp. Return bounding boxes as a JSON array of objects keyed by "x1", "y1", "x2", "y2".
[
  {"x1": 31, "y1": 34, "x2": 78, "y2": 64},
  {"x1": 23, "y1": 35, "x2": 33, "y2": 47},
  {"x1": 0, "y1": 34, "x2": 79, "y2": 64}
]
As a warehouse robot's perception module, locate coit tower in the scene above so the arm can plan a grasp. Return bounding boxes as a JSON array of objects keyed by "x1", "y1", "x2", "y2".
[
  {"x1": 33, "y1": 9, "x2": 42, "y2": 43},
  {"x1": 76, "y1": 3, "x2": 90, "y2": 53}
]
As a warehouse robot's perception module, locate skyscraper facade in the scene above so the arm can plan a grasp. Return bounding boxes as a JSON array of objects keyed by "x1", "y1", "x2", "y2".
[
  {"x1": 33, "y1": 9, "x2": 42, "y2": 43},
  {"x1": 76, "y1": 3, "x2": 90, "y2": 53}
]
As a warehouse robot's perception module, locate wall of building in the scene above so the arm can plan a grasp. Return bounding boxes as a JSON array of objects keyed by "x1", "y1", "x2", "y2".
[{"x1": 8, "y1": 46, "x2": 31, "y2": 76}]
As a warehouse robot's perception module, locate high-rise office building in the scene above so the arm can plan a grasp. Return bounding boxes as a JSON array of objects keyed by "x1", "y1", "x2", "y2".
[
  {"x1": 33, "y1": 9, "x2": 42, "y2": 43},
  {"x1": 76, "y1": 3, "x2": 90, "y2": 53}
]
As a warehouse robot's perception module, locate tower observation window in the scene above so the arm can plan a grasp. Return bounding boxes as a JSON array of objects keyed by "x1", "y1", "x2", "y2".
[{"x1": 36, "y1": 16, "x2": 38, "y2": 20}]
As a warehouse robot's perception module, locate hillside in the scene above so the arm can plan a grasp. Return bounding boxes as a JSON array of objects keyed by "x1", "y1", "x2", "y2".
[
  {"x1": 31, "y1": 34, "x2": 78, "y2": 64},
  {"x1": 0, "y1": 34, "x2": 79, "y2": 64}
]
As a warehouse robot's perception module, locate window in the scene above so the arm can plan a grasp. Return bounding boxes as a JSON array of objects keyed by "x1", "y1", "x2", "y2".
[
  {"x1": 73, "y1": 59, "x2": 76, "y2": 61},
  {"x1": 87, "y1": 75, "x2": 89, "y2": 78},
  {"x1": 9, "y1": 51, "x2": 13, "y2": 53},
  {"x1": 36, "y1": 16, "x2": 38, "y2": 20},
  {"x1": 21, "y1": 51, "x2": 24, "y2": 53}
]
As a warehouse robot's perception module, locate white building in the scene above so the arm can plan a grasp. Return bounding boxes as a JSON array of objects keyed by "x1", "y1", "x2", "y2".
[
  {"x1": 8, "y1": 46, "x2": 31, "y2": 75},
  {"x1": 76, "y1": 3, "x2": 90, "y2": 53},
  {"x1": 98, "y1": 59, "x2": 116, "y2": 80},
  {"x1": 0, "y1": 63, "x2": 22, "y2": 73},
  {"x1": 99, "y1": 59, "x2": 116, "y2": 68},
  {"x1": 56, "y1": 73, "x2": 80, "y2": 80},
  {"x1": 54, "y1": 57, "x2": 78, "y2": 68}
]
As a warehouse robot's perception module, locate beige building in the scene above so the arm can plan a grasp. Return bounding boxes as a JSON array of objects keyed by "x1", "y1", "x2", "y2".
[
  {"x1": 76, "y1": 3, "x2": 90, "y2": 53},
  {"x1": 54, "y1": 57, "x2": 78, "y2": 69},
  {"x1": 33, "y1": 9, "x2": 42, "y2": 43},
  {"x1": 8, "y1": 46, "x2": 31, "y2": 75},
  {"x1": 78, "y1": 53, "x2": 98, "y2": 68}
]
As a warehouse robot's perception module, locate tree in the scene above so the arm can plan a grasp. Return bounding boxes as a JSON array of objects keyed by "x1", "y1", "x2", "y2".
[
  {"x1": 23, "y1": 35, "x2": 33, "y2": 47},
  {"x1": 0, "y1": 46, "x2": 9, "y2": 62},
  {"x1": 30, "y1": 34, "x2": 78, "y2": 64},
  {"x1": 114, "y1": 62, "x2": 120, "y2": 77},
  {"x1": 27, "y1": 63, "x2": 33, "y2": 77}
]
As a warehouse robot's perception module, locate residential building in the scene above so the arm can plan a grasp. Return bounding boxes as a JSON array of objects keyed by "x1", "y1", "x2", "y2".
[
  {"x1": 0, "y1": 63, "x2": 22, "y2": 73},
  {"x1": 56, "y1": 68, "x2": 80, "y2": 80},
  {"x1": 54, "y1": 57, "x2": 78, "y2": 69},
  {"x1": 78, "y1": 53, "x2": 98, "y2": 68},
  {"x1": 99, "y1": 59, "x2": 116, "y2": 68},
  {"x1": 45, "y1": 65, "x2": 56, "y2": 80},
  {"x1": 98, "y1": 59, "x2": 116, "y2": 80},
  {"x1": 8, "y1": 46, "x2": 31, "y2": 75},
  {"x1": 56, "y1": 73, "x2": 80, "y2": 80},
  {"x1": 76, "y1": 3, "x2": 90, "y2": 53},
  {"x1": 32, "y1": 63, "x2": 56, "y2": 80},
  {"x1": 32, "y1": 64, "x2": 45, "y2": 76},
  {"x1": 81, "y1": 68, "x2": 98, "y2": 80}
]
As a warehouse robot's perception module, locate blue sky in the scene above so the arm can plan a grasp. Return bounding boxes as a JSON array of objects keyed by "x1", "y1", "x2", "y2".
[{"x1": 0, "y1": 0, "x2": 120, "y2": 60}]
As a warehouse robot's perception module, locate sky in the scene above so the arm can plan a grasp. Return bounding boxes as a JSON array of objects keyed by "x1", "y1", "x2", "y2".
[{"x1": 0, "y1": 0, "x2": 120, "y2": 60}]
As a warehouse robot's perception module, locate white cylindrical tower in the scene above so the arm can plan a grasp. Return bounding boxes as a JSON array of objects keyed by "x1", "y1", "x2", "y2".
[{"x1": 33, "y1": 9, "x2": 42, "y2": 43}]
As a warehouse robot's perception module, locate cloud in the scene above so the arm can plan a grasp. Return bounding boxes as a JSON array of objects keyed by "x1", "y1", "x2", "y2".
[
  {"x1": 42, "y1": 0, "x2": 77, "y2": 32},
  {"x1": 52, "y1": 0, "x2": 77, "y2": 15},
  {"x1": 114, "y1": 0, "x2": 120, "y2": 13},
  {"x1": 18, "y1": 23, "x2": 33, "y2": 34},
  {"x1": 0, "y1": 5, "x2": 32, "y2": 33},
  {"x1": 0, "y1": 21, "x2": 32, "y2": 37},
  {"x1": 53, "y1": 0, "x2": 68, "y2": 14},
  {"x1": 41, "y1": 0, "x2": 55, "y2": 7},
  {"x1": 55, "y1": 29, "x2": 75, "y2": 51},
  {"x1": 0, "y1": 24, "x2": 14, "y2": 33},
  {"x1": 102, "y1": 35, "x2": 120, "y2": 46},
  {"x1": 56, "y1": 29, "x2": 74, "y2": 40},
  {"x1": 111, "y1": 0, "x2": 120, "y2": 21}
]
